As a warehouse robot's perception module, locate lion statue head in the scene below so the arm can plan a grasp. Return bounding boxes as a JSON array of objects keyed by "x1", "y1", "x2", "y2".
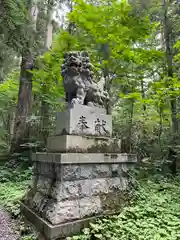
[{"x1": 61, "y1": 51, "x2": 109, "y2": 109}]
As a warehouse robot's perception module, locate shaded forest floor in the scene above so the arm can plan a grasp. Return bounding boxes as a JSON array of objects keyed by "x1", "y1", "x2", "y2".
[
  {"x1": 0, "y1": 206, "x2": 20, "y2": 240},
  {"x1": 0, "y1": 165, "x2": 37, "y2": 240},
  {"x1": 0, "y1": 164, "x2": 180, "y2": 240}
]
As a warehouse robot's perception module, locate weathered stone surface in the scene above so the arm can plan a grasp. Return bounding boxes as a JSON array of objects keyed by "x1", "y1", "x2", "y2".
[
  {"x1": 37, "y1": 162, "x2": 54, "y2": 178},
  {"x1": 62, "y1": 51, "x2": 110, "y2": 109},
  {"x1": 51, "y1": 181, "x2": 79, "y2": 201},
  {"x1": 121, "y1": 163, "x2": 129, "y2": 177},
  {"x1": 78, "y1": 180, "x2": 91, "y2": 197},
  {"x1": 59, "y1": 153, "x2": 104, "y2": 164},
  {"x1": 90, "y1": 179, "x2": 109, "y2": 195},
  {"x1": 111, "y1": 164, "x2": 120, "y2": 177},
  {"x1": 50, "y1": 177, "x2": 127, "y2": 202},
  {"x1": 107, "y1": 177, "x2": 123, "y2": 191},
  {"x1": 120, "y1": 177, "x2": 129, "y2": 190},
  {"x1": 22, "y1": 159, "x2": 135, "y2": 239},
  {"x1": 79, "y1": 165, "x2": 93, "y2": 179},
  {"x1": 23, "y1": 187, "x2": 36, "y2": 206},
  {"x1": 56, "y1": 104, "x2": 112, "y2": 137},
  {"x1": 111, "y1": 164, "x2": 119, "y2": 172},
  {"x1": 31, "y1": 192, "x2": 47, "y2": 212},
  {"x1": 57, "y1": 164, "x2": 112, "y2": 181},
  {"x1": 44, "y1": 200, "x2": 80, "y2": 225},
  {"x1": 51, "y1": 178, "x2": 109, "y2": 200},
  {"x1": 60, "y1": 165, "x2": 81, "y2": 181},
  {"x1": 20, "y1": 202, "x2": 104, "y2": 240},
  {"x1": 79, "y1": 196, "x2": 102, "y2": 218},
  {"x1": 34, "y1": 161, "x2": 133, "y2": 182},
  {"x1": 47, "y1": 135, "x2": 120, "y2": 153},
  {"x1": 92, "y1": 164, "x2": 111, "y2": 178},
  {"x1": 36, "y1": 176, "x2": 52, "y2": 195},
  {"x1": 35, "y1": 153, "x2": 137, "y2": 164}
]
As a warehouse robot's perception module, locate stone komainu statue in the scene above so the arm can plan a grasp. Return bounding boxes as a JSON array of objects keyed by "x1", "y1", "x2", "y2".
[{"x1": 61, "y1": 51, "x2": 109, "y2": 109}]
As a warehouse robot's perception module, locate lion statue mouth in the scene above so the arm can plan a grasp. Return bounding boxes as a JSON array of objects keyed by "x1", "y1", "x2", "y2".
[{"x1": 61, "y1": 51, "x2": 110, "y2": 110}]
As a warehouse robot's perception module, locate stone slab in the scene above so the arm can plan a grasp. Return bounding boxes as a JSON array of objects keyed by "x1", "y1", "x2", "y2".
[
  {"x1": 20, "y1": 202, "x2": 119, "y2": 240},
  {"x1": 47, "y1": 135, "x2": 121, "y2": 153},
  {"x1": 34, "y1": 161, "x2": 132, "y2": 181},
  {"x1": 56, "y1": 104, "x2": 112, "y2": 137},
  {"x1": 66, "y1": 103, "x2": 106, "y2": 114},
  {"x1": 44, "y1": 199, "x2": 80, "y2": 225},
  {"x1": 33, "y1": 152, "x2": 137, "y2": 164},
  {"x1": 49, "y1": 177, "x2": 127, "y2": 201}
]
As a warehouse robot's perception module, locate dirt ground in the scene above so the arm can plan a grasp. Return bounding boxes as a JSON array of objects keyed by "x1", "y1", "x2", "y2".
[{"x1": 0, "y1": 206, "x2": 19, "y2": 240}]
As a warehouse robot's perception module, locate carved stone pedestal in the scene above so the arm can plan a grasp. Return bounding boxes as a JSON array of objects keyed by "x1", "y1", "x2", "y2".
[
  {"x1": 21, "y1": 104, "x2": 137, "y2": 240},
  {"x1": 47, "y1": 135, "x2": 121, "y2": 153},
  {"x1": 56, "y1": 104, "x2": 112, "y2": 136}
]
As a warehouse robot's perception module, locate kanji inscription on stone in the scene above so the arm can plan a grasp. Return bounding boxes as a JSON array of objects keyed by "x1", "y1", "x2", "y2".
[
  {"x1": 95, "y1": 118, "x2": 109, "y2": 135},
  {"x1": 77, "y1": 116, "x2": 89, "y2": 132}
]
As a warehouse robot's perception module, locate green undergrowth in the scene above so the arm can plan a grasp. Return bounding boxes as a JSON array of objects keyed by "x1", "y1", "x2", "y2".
[
  {"x1": 0, "y1": 165, "x2": 37, "y2": 240},
  {"x1": 69, "y1": 175, "x2": 180, "y2": 240},
  {"x1": 0, "y1": 165, "x2": 32, "y2": 216},
  {"x1": 1, "y1": 165, "x2": 180, "y2": 240},
  {"x1": 0, "y1": 180, "x2": 28, "y2": 216}
]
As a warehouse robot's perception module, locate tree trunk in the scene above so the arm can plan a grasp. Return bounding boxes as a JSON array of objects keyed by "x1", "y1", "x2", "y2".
[
  {"x1": 40, "y1": 99, "x2": 50, "y2": 147},
  {"x1": 40, "y1": 0, "x2": 54, "y2": 147},
  {"x1": 0, "y1": 66, "x2": 4, "y2": 82},
  {"x1": 100, "y1": 43, "x2": 112, "y2": 114},
  {"x1": 6, "y1": 108, "x2": 15, "y2": 148},
  {"x1": 10, "y1": 54, "x2": 33, "y2": 154},
  {"x1": 127, "y1": 98, "x2": 134, "y2": 153},
  {"x1": 158, "y1": 105, "x2": 163, "y2": 155},
  {"x1": 140, "y1": 79, "x2": 146, "y2": 112},
  {"x1": 163, "y1": 0, "x2": 178, "y2": 174},
  {"x1": 10, "y1": 1, "x2": 38, "y2": 156}
]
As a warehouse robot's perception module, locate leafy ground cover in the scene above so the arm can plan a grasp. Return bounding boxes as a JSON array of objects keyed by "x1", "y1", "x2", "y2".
[
  {"x1": 0, "y1": 166, "x2": 37, "y2": 240},
  {"x1": 70, "y1": 175, "x2": 180, "y2": 240},
  {"x1": 1, "y1": 166, "x2": 180, "y2": 240}
]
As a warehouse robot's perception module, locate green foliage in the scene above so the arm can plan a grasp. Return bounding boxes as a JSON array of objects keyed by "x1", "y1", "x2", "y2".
[
  {"x1": 0, "y1": 0, "x2": 29, "y2": 52},
  {"x1": 0, "y1": 72, "x2": 19, "y2": 107},
  {"x1": 69, "y1": 175, "x2": 180, "y2": 240},
  {"x1": 0, "y1": 165, "x2": 37, "y2": 240},
  {"x1": 0, "y1": 72, "x2": 19, "y2": 152},
  {"x1": 21, "y1": 235, "x2": 37, "y2": 240},
  {"x1": 0, "y1": 181, "x2": 26, "y2": 217},
  {"x1": 34, "y1": 0, "x2": 159, "y2": 99},
  {"x1": 67, "y1": 0, "x2": 159, "y2": 79},
  {"x1": 0, "y1": 166, "x2": 32, "y2": 183},
  {"x1": 0, "y1": 164, "x2": 32, "y2": 216},
  {"x1": 0, "y1": 180, "x2": 28, "y2": 217}
]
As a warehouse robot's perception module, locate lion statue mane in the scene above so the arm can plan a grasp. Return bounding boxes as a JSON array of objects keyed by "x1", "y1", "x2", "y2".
[{"x1": 61, "y1": 51, "x2": 109, "y2": 109}]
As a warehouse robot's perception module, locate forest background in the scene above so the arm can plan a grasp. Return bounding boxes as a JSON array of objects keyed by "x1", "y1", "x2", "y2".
[
  {"x1": 1, "y1": 1, "x2": 180, "y2": 239},
  {"x1": 1, "y1": 0, "x2": 180, "y2": 174}
]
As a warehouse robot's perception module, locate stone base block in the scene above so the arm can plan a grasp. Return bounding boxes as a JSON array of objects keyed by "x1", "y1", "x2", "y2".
[
  {"x1": 47, "y1": 135, "x2": 121, "y2": 153},
  {"x1": 21, "y1": 202, "x2": 117, "y2": 240},
  {"x1": 33, "y1": 152, "x2": 137, "y2": 164},
  {"x1": 23, "y1": 152, "x2": 136, "y2": 239},
  {"x1": 24, "y1": 153, "x2": 136, "y2": 225},
  {"x1": 56, "y1": 104, "x2": 112, "y2": 137}
]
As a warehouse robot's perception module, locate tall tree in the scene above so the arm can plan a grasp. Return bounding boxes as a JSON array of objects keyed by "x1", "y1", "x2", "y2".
[
  {"x1": 40, "y1": 0, "x2": 55, "y2": 146},
  {"x1": 162, "y1": 0, "x2": 178, "y2": 173},
  {"x1": 10, "y1": 0, "x2": 39, "y2": 155}
]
